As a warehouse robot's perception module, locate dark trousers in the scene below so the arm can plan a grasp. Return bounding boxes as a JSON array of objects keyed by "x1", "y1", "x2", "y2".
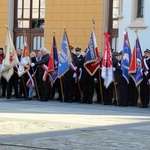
[
  {"x1": 81, "y1": 76, "x2": 94, "y2": 103},
  {"x1": 63, "y1": 78, "x2": 74, "y2": 102},
  {"x1": 38, "y1": 77, "x2": 50, "y2": 101},
  {"x1": 103, "y1": 82, "x2": 114, "y2": 104},
  {"x1": 128, "y1": 78, "x2": 138, "y2": 106},
  {"x1": 1, "y1": 77, "x2": 7, "y2": 97},
  {"x1": 140, "y1": 77, "x2": 149, "y2": 107},
  {"x1": 7, "y1": 74, "x2": 19, "y2": 98},
  {"x1": 117, "y1": 83, "x2": 128, "y2": 106}
]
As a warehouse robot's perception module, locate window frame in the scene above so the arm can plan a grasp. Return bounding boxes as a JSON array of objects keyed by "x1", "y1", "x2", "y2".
[
  {"x1": 14, "y1": 0, "x2": 45, "y2": 29},
  {"x1": 128, "y1": 0, "x2": 146, "y2": 29},
  {"x1": 137, "y1": 0, "x2": 144, "y2": 18}
]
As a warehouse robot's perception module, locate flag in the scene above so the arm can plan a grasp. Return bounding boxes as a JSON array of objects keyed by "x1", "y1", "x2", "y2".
[
  {"x1": 129, "y1": 38, "x2": 143, "y2": 86},
  {"x1": 49, "y1": 35, "x2": 59, "y2": 83},
  {"x1": 41, "y1": 48, "x2": 53, "y2": 82},
  {"x1": 48, "y1": 46, "x2": 54, "y2": 71},
  {"x1": 17, "y1": 36, "x2": 30, "y2": 77},
  {"x1": 121, "y1": 32, "x2": 132, "y2": 83},
  {"x1": 57, "y1": 30, "x2": 70, "y2": 77},
  {"x1": 1, "y1": 29, "x2": 19, "y2": 81},
  {"x1": 101, "y1": 32, "x2": 113, "y2": 88},
  {"x1": 84, "y1": 29, "x2": 100, "y2": 76}
]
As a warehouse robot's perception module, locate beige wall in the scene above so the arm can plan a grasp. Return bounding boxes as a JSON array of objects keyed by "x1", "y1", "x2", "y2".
[
  {"x1": 0, "y1": 0, "x2": 8, "y2": 48},
  {"x1": 45, "y1": 0, "x2": 104, "y2": 52}
]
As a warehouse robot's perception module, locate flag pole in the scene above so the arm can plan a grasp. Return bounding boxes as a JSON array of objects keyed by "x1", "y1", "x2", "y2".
[
  {"x1": 92, "y1": 20, "x2": 104, "y2": 104},
  {"x1": 64, "y1": 26, "x2": 83, "y2": 101},
  {"x1": 21, "y1": 30, "x2": 29, "y2": 99},
  {"x1": 59, "y1": 27, "x2": 65, "y2": 102},
  {"x1": 23, "y1": 30, "x2": 41, "y2": 100},
  {"x1": 53, "y1": 28, "x2": 64, "y2": 102},
  {"x1": 135, "y1": 30, "x2": 143, "y2": 107}
]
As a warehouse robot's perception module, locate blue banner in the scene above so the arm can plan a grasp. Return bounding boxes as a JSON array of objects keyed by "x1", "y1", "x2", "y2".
[
  {"x1": 130, "y1": 38, "x2": 143, "y2": 86},
  {"x1": 57, "y1": 31, "x2": 69, "y2": 77},
  {"x1": 122, "y1": 32, "x2": 132, "y2": 83}
]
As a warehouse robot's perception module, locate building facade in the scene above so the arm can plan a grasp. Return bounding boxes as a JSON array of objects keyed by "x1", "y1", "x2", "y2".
[
  {"x1": 118, "y1": 0, "x2": 150, "y2": 53},
  {"x1": 0, "y1": 0, "x2": 8, "y2": 47},
  {"x1": 1, "y1": 0, "x2": 141, "y2": 53},
  {"x1": 0, "y1": 0, "x2": 107, "y2": 52}
]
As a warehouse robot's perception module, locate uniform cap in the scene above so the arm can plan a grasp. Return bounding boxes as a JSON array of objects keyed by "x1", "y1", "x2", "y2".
[
  {"x1": 144, "y1": 49, "x2": 150, "y2": 54},
  {"x1": 75, "y1": 47, "x2": 81, "y2": 51},
  {"x1": 69, "y1": 45, "x2": 74, "y2": 50}
]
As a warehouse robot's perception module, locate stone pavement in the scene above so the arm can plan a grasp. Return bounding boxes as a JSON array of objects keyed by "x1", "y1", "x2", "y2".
[{"x1": 0, "y1": 98, "x2": 149, "y2": 150}]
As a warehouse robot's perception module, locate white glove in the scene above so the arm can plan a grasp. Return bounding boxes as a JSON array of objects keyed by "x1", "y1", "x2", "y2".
[
  {"x1": 94, "y1": 78, "x2": 98, "y2": 83},
  {"x1": 112, "y1": 67, "x2": 116, "y2": 71},
  {"x1": 147, "y1": 79, "x2": 150, "y2": 85},
  {"x1": 31, "y1": 63, "x2": 35, "y2": 67},
  {"x1": 144, "y1": 71, "x2": 148, "y2": 76},
  {"x1": 74, "y1": 66, "x2": 77, "y2": 71},
  {"x1": 78, "y1": 68, "x2": 82, "y2": 81},
  {"x1": 79, "y1": 68, "x2": 82, "y2": 72},
  {"x1": 73, "y1": 73, "x2": 77, "y2": 78}
]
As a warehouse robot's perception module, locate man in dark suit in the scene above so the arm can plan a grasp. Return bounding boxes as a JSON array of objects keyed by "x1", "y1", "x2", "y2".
[
  {"x1": 114, "y1": 52, "x2": 128, "y2": 106},
  {"x1": 140, "y1": 49, "x2": 150, "y2": 108},
  {"x1": 31, "y1": 47, "x2": 50, "y2": 101}
]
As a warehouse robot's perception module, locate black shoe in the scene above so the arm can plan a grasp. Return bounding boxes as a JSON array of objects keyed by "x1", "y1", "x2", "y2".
[
  {"x1": 7, "y1": 97, "x2": 10, "y2": 99},
  {"x1": 41, "y1": 99, "x2": 48, "y2": 102},
  {"x1": 33, "y1": 95, "x2": 38, "y2": 98},
  {"x1": 140, "y1": 105, "x2": 148, "y2": 108},
  {"x1": 68, "y1": 100, "x2": 72, "y2": 103},
  {"x1": 87, "y1": 101, "x2": 92, "y2": 104},
  {"x1": 56, "y1": 97, "x2": 62, "y2": 101},
  {"x1": 103, "y1": 102, "x2": 108, "y2": 105},
  {"x1": 112, "y1": 100, "x2": 117, "y2": 105},
  {"x1": 26, "y1": 98, "x2": 32, "y2": 100},
  {"x1": 16, "y1": 95, "x2": 22, "y2": 98}
]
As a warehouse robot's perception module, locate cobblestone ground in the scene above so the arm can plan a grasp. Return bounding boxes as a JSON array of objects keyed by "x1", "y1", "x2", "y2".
[
  {"x1": 0, "y1": 129, "x2": 150, "y2": 150},
  {"x1": 0, "y1": 99, "x2": 149, "y2": 150}
]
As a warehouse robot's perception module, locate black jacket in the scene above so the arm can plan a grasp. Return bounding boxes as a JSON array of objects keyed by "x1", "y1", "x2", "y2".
[
  {"x1": 114, "y1": 60, "x2": 127, "y2": 84},
  {"x1": 35, "y1": 53, "x2": 50, "y2": 78}
]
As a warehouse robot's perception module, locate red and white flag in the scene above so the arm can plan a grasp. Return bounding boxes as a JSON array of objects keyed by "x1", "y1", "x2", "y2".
[
  {"x1": 101, "y1": 32, "x2": 113, "y2": 88},
  {"x1": 84, "y1": 29, "x2": 100, "y2": 76},
  {"x1": 1, "y1": 29, "x2": 19, "y2": 81},
  {"x1": 17, "y1": 36, "x2": 30, "y2": 77}
]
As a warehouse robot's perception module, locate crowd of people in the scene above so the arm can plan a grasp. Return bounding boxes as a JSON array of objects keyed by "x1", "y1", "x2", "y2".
[{"x1": 0, "y1": 46, "x2": 150, "y2": 109}]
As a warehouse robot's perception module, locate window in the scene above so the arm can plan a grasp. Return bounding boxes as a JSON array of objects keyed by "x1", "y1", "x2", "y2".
[
  {"x1": 15, "y1": 0, "x2": 45, "y2": 29},
  {"x1": 32, "y1": 0, "x2": 45, "y2": 28},
  {"x1": 110, "y1": 0, "x2": 119, "y2": 29},
  {"x1": 14, "y1": 0, "x2": 45, "y2": 51},
  {"x1": 137, "y1": 0, "x2": 144, "y2": 18},
  {"x1": 128, "y1": 0, "x2": 146, "y2": 29},
  {"x1": 108, "y1": 0, "x2": 119, "y2": 51}
]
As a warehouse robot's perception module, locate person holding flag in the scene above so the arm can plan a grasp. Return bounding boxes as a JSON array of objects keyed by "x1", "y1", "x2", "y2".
[
  {"x1": 140, "y1": 49, "x2": 150, "y2": 108},
  {"x1": 31, "y1": 47, "x2": 50, "y2": 102},
  {"x1": 129, "y1": 35, "x2": 143, "y2": 107},
  {"x1": 81, "y1": 24, "x2": 100, "y2": 104},
  {"x1": 1, "y1": 28, "x2": 20, "y2": 99},
  {"x1": 113, "y1": 31, "x2": 131, "y2": 107},
  {"x1": 73, "y1": 47, "x2": 84, "y2": 102},
  {"x1": 101, "y1": 32, "x2": 114, "y2": 105},
  {"x1": 113, "y1": 51, "x2": 128, "y2": 106}
]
